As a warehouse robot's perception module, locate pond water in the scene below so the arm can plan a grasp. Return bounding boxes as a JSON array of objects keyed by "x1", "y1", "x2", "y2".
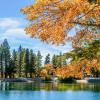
[{"x1": 0, "y1": 82, "x2": 100, "y2": 100}]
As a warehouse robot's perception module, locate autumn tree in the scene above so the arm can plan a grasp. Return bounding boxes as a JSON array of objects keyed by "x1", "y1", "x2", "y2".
[{"x1": 21, "y1": 0, "x2": 100, "y2": 47}]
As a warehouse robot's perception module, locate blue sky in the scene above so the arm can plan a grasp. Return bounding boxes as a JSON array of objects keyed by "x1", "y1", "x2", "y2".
[
  {"x1": 0, "y1": 0, "x2": 73, "y2": 59},
  {"x1": 0, "y1": 0, "x2": 34, "y2": 17}
]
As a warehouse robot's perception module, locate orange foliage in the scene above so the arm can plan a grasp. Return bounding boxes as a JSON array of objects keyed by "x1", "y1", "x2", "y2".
[
  {"x1": 44, "y1": 64, "x2": 53, "y2": 69},
  {"x1": 40, "y1": 64, "x2": 55, "y2": 77},
  {"x1": 55, "y1": 59, "x2": 100, "y2": 79},
  {"x1": 55, "y1": 64, "x2": 83, "y2": 79},
  {"x1": 21, "y1": 0, "x2": 100, "y2": 46}
]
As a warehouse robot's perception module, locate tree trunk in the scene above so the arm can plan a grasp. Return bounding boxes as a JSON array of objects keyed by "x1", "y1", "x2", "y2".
[{"x1": 30, "y1": 72, "x2": 32, "y2": 78}]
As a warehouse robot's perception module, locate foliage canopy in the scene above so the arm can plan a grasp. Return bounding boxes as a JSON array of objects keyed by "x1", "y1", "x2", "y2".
[{"x1": 21, "y1": 0, "x2": 100, "y2": 47}]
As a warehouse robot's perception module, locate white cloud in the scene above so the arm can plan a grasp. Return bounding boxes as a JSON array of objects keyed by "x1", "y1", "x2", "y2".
[
  {"x1": 0, "y1": 18, "x2": 21, "y2": 29},
  {"x1": 3, "y1": 28, "x2": 27, "y2": 38},
  {"x1": 0, "y1": 17, "x2": 72, "y2": 60},
  {"x1": 0, "y1": 18, "x2": 30, "y2": 42}
]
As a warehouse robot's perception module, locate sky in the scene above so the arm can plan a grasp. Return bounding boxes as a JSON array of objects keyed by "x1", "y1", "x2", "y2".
[{"x1": 0, "y1": 0, "x2": 73, "y2": 60}]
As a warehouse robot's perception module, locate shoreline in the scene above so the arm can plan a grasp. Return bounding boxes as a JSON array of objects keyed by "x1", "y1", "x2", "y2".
[
  {"x1": 0, "y1": 78, "x2": 35, "y2": 82},
  {"x1": 0, "y1": 77, "x2": 100, "y2": 83},
  {"x1": 76, "y1": 78, "x2": 100, "y2": 83}
]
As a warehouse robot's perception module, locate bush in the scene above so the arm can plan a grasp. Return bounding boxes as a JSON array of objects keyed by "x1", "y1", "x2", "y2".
[{"x1": 59, "y1": 77, "x2": 74, "y2": 83}]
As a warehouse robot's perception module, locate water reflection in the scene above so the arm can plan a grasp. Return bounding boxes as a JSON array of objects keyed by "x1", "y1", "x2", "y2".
[{"x1": 0, "y1": 81, "x2": 100, "y2": 92}]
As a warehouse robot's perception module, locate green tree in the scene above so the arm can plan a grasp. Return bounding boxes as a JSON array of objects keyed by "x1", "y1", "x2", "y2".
[
  {"x1": 29, "y1": 49, "x2": 36, "y2": 77},
  {"x1": 10, "y1": 49, "x2": 17, "y2": 77},
  {"x1": 36, "y1": 51, "x2": 42, "y2": 68},
  {"x1": 52, "y1": 54, "x2": 58, "y2": 67},
  {"x1": 6, "y1": 58, "x2": 16, "y2": 78},
  {"x1": 44, "y1": 54, "x2": 50, "y2": 64},
  {"x1": 12, "y1": 50, "x2": 17, "y2": 67},
  {"x1": 16, "y1": 45, "x2": 23, "y2": 77},
  {"x1": 2, "y1": 39, "x2": 11, "y2": 78},
  {"x1": 58, "y1": 52, "x2": 62, "y2": 67},
  {"x1": 54, "y1": 52, "x2": 63, "y2": 67},
  {"x1": 35, "y1": 51, "x2": 42, "y2": 76},
  {"x1": 0, "y1": 45, "x2": 3, "y2": 78},
  {"x1": 22, "y1": 48, "x2": 30, "y2": 77},
  {"x1": 69, "y1": 39, "x2": 100, "y2": 62}
]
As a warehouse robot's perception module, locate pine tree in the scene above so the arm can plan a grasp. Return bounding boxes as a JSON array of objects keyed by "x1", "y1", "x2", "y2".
[
  {"x1": 10, "y1": 49, "x2": 17, "y2": 77},
  {"x1": 29, "y1": 49, "x2": 36, "y2": 77},
  {"x1": 0, "y1": 45, "x2": 3, "y2": 78},
  {"x1": 52, "y1": 53, "x2": 63, "y2": 68},
  {"x1": 36, "y1": 51, "x2": 42, "y2": 71},
  {"x1": 2, "y1": 39, "x2": 11, "y2": 78},
  {"x1": 7, "y1": 58, "x2": 15, "y2": 78},
  {"x1": 58, "y1": 52, "x2": 62, "y2": 67},
  {"x1": 52, "y1": 54, "x2": 57, "y2": 67},
  {"x1": 22, "y1": 48, "x2": 30, "y2": 77},
  {"x1": 12, "y1": 50, "x2": 17, "y2": 69},
  {"x1": 16, "y1": 45, "x2": 23, "y2": 77},
  {"x1": 44, "y1": 54, "x2": 50, "y2": 64}
]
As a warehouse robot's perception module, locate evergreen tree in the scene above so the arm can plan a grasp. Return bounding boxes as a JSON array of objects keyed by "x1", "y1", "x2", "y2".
[
  {"x1": 2, "y1": 39, "x2": 11, "y2": 78},
  {"x1": 44, "y1": 54, "x2": 50, "y2": 64},
  {"x1": 36, "y1": 51, "x2": 42, "y2": 70},
  {"x1": 6, "y1": 58, "x2": 15, "y2": 78},
  {"x1": 12, "y1": 49, "x2": 17, "y2": 69},
  {"x1": 16, "y1": 45, "x2": 23, "y2": 77},
  {"x1": 52, "y1": 53, "x2": 63, "y2": 67},
  {"x1": 52, "y1": 54, "x2": 57, "y2": 67},
  {"x1": 22, "y1": 48, "x2": 30, "y2": 77},
  {"x1": 0, "y1": 45, "x2": 3, "y2": 78},
  {"x1": 58, "y1": 52, "x2": 62, "y2": 67},
  {"x1": 10, "y1": 49, "x2": 17, "y2": 77},
  {"x1": 29, "y1": 49, "x2": 36, "y2": 77}
]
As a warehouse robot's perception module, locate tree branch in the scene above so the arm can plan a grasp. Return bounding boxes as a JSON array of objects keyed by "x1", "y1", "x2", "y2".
[
  {"x1": 75, "y1": 4, "x2": 100, "y2": 21},
  {"x1": 70, "y1": 21, "x2": 100, "y2": 27}
]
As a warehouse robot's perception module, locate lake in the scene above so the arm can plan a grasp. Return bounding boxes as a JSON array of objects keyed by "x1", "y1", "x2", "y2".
[{"x1": 0, "y1": 82, "x2": 100, "y2": 100}]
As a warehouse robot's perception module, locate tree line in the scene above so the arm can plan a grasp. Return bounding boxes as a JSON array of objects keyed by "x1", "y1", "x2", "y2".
[{"x1": 0, "y1": 39, "x2": 66, "y2": 78}]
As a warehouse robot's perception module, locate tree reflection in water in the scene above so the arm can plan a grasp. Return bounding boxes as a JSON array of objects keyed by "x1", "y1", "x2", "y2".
[{"x1": 0, "y1": 82, "x2": 100, "y2": 92}]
